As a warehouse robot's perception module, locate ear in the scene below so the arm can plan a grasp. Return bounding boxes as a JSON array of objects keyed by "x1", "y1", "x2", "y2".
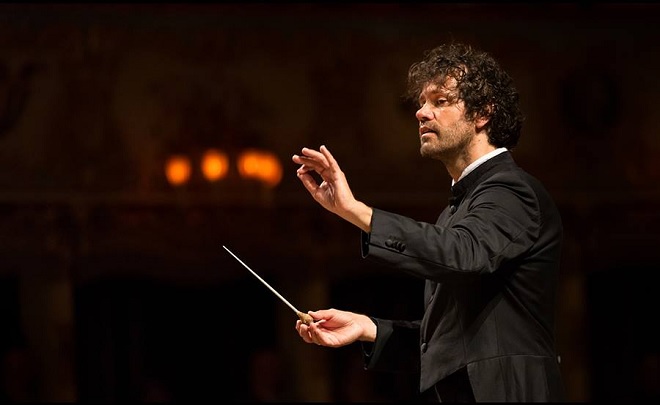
[
  {"x1": 475, "y1": 115, "x2": 490, "y2": 131},
  {"x1": 474, "y1": 104, "x2": 493, "y2": 131}
]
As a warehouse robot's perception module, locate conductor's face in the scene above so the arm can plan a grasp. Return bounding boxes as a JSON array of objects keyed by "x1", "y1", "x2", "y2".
[{"x1": 415, "y1": 78, "x2": 475, "y2": 162}]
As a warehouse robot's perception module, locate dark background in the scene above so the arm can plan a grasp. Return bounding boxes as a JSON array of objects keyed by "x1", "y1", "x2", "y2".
[{"x1": 0, "y1": 2, "x2": 659, "y2": 402}]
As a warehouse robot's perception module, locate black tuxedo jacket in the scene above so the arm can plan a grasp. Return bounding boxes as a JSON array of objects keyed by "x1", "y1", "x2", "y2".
[{"x1": 360, "y1": 151, "x2": 565, "y2": 402}]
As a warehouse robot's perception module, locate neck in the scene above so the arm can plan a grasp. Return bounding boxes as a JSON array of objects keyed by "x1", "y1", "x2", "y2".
[{"x1": 444, "y1": 136, "x2": 497, "y2": 182}]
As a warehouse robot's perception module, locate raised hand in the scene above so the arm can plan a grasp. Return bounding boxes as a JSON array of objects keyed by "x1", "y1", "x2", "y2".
[{"x1": 292, "y1": 145, "x2": 373, "y2": 232}]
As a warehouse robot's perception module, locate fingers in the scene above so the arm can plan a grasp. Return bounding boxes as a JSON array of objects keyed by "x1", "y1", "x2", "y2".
[
  {"x1": 296, "y1": 320, "x2": 314, "y2": 344},
  {"x1": 302, "y1": 146, "x2": 329, "y2": 162},
  {"x1": 295, "y1": 164, "x2": 312, "y2": 174},
  {"x1": 296, "y1": 311, "x2": 332, "y2": 346},
  {"x1": 294, "y1": 157, "x2": 326, "y2": 175},
  {"x1": 305, "y1": 322, "x2": 325, "y2": 345},
  {"x1": 319, "y1": 145, "x2": 337, "y2": 168},
  {"x1": 297, "y1": 172, "x2": 319, "y2": 195},
  {"x1": 292, "y1": 158, "x2": 323, "y2": 180},
  {"x1": 292, "y1": 146, "x2": 333, "y2": 196},
  {"x1": 292, "y1": 146, "x2": 332, "y2": 173},
  {"x1": 309, "y1": 309, "x2": 334, "y2": 320}
]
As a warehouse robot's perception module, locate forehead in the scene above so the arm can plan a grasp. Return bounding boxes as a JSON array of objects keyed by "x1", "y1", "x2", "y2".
[{"x1": 419, "y1": 76, "x2": 458, "y2": 98}]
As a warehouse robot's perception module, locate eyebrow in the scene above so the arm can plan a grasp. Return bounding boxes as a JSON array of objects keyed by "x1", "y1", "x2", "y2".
[{"x1": 418, "y1": 87, "x2": 450, "y2": 103}]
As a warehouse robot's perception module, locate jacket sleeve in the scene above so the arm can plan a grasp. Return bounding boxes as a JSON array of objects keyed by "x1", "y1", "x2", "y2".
[
  {"x1": 361, "y1": 174, "x2": 542, "y2": 283},
  {"x1": 361, "y1": 317, "x2": 421, "y2": 374}
]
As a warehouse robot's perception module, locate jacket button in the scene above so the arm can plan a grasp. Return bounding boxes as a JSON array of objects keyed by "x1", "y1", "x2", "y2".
[
  {"x1": 421, "y1": 342, "x2": 428, "y2": 353},
  {"x1": 450, "y1": 205, "x2": 457, "y2": 214},
  {"x1": 386, "y1": 239, "x2": 393, "y2": 247}
]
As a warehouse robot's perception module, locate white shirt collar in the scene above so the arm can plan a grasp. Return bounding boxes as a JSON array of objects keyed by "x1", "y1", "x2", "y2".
[{"x1": 452, "y1": 147, "x2": 508, "y2": 186}]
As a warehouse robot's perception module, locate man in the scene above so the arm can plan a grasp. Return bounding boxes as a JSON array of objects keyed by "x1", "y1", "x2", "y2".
[{"x1": 291, "y1": 42, "x2": 565, "y2": 402}]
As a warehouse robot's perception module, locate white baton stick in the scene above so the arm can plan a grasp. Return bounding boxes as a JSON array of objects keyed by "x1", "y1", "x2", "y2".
[{"x1": 223, "y1": 245, "x2": 313, "y2": 325}]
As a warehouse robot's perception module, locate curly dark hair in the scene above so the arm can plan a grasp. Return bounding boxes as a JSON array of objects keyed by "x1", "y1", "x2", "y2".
[{"x1": 406, "y1": 42, "x2": 524, "y2": 150}]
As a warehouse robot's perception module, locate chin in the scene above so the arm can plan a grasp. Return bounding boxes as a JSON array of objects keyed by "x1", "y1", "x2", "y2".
[
  {"x1": 419, "y1": 144, "x2": 436, "y2": 158},
  {"x1": 420, "y1": 145, "x2": 446, "y2": 161}
]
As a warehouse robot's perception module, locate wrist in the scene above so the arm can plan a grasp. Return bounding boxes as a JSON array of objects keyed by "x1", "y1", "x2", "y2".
[
  {"x1": 358, "y1": 314, "x2": 377, "y2": 342},
  {"x1": 342, "y1": 202, "x2": 373, "y2": 233}
]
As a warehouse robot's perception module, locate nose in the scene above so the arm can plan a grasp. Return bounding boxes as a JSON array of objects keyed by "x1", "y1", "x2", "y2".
[{"x1": 416, "y1": 103, "x2": 432, "y2": 122}]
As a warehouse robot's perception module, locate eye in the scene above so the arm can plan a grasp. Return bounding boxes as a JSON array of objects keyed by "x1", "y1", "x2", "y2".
[{"x1": 435, "y1": 98, "x2": 448, "y2": 107}]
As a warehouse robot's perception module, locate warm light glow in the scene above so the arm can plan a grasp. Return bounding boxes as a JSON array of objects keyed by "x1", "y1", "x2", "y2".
[
  {"x1": 165, "y1": 154, "x2": 192, "y2": 186},
  {"x1": 201, "y1": 148, "x2": 229, "y2": 182},
  {"x1": 237, "y1": 149, "x2": 283, "y2": 188}
]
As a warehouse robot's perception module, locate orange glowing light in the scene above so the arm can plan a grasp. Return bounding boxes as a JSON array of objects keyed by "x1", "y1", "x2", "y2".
[
  {"x1": 165, "y1": 154, "x2": 192, "y2": 186},
  {"x1": 201, "y1": 148, "x2": 229, "y2": 182},
  {"x1": 237, "y1": 149, "x2": 282, "y2": 188}
]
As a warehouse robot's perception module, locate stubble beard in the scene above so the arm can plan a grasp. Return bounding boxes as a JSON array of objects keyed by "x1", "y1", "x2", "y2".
[
  {"x1": 419, "y1": 127, "x2": 472, "y2": 163},
  {"x1": 420, "y1": 141, "x2": 443, "y2": 160}
]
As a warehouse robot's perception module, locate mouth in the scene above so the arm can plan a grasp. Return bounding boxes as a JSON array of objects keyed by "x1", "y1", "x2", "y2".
[{"x1": 419, "y1": 126, "x2": 437, "y2": 139}]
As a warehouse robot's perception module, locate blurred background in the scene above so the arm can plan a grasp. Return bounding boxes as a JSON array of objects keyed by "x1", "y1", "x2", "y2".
[{"x1": 0, "y1": 2, "x2": 658, "y2": 402}]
